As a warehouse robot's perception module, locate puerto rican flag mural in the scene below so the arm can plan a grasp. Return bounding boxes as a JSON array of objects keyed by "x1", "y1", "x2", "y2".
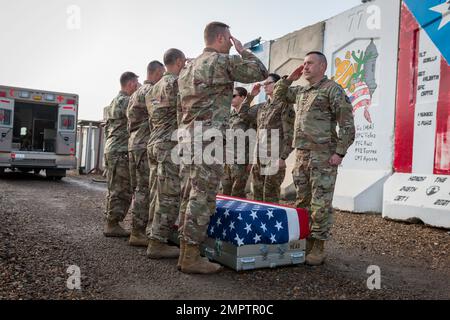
[
  {"x1": 394, "y1": 1, "x2": 450, "y2": 175},
  {"x1": 208, "y1": 195, "x2": 310, "y2": 247}
]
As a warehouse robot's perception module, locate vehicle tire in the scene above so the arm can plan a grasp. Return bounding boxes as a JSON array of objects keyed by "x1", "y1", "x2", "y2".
[{"x1": 45, "y1": 169, "x2": 66, "y2": 181}]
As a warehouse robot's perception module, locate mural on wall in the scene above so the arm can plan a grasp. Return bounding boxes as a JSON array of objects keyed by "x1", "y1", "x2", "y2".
[
  {"x1": 333, "y1": 39, "x2": 379, "y2": 124},
  {"x1": 394, "y1": 1, "x2": 450, "y2": 176},
  {"x1": 330, "y1": 38, "x2": 383, "y2": 168}
]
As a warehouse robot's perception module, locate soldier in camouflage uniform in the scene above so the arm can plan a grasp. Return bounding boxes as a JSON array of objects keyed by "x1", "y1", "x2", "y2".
[
  {"x1": 240, "y1": 74, "x2": 294, "y2": 204},
  {"x1": 221, "y1": 87, "x2": 254, "y2": 198},
  {"x1": 103, "y1": 72, "x2": 140, "y2": 237},
  {"x1": 274, "y1": 51, "x2": 355, "y2": 266},
  {"x1": 145, "y1": 49, "x2": 186, "y2": 260},
  {"x1": 177, "y1": 22, "x2": 268, "y2": 274},
  {"x1": 126, "y1": 61, "x2": 165, "y2": 247}
]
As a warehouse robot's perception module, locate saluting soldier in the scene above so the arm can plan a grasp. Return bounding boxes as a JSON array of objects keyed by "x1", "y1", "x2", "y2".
[
  {"x1": 177, "y1": 22, "x2": 269, "y2": 274},
  {"x1": 274, "y1": 51, "x2": 355, "y2": 266}
]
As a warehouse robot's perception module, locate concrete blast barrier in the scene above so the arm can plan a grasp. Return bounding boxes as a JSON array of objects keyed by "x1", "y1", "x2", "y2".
[
  {"x1": 267, "y1": 22, "x2": 325, "y2": 199},
  {"x1": 323, "y1": 0, "x2": 401, "y2": 213},
  {"x1": 383, "y1": 1, "x2": 450, "y2": 228},
  {"x1": 270, "y1": 22, "x2": 324, "y2": 78}
]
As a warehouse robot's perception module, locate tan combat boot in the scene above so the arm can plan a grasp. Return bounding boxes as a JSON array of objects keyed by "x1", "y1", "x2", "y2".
[
  {"x1": 147, "y1": 239, "x2": 180, "y2": 259},
  {"x1": 103, "y1": 220, "x2": 130, "y2": 238},
  {"x1": 305, "y1": 238, "x2": 315, "y2": 256},
  {"x1": 180, "y1": 244, "x2": 222, "y2": 274},
  {"x1": 177, "y1": 239, "x2": 186, "y2": 271},
  {"x1": 306, "y1": 239, "x2": 326, "y2": 266},
  {"x1": 129, "y1": 230, "x2": 149, "y2": 247}
]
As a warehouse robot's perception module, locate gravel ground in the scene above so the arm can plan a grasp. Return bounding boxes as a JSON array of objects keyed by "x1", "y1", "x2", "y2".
[{"x1": 0, "y1": 171, "x2": 449, "y2": 300}]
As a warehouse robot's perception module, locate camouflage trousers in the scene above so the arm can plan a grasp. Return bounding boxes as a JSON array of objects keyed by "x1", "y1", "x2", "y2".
[
  {"x1": 177, "y1": 162, "x2": 190, "y2": 240},
  {"x1": 178, "y1": 145, "x2": 224, "y2": 245},
  {"x1": 293, "y1": 149, "x2": 338, "y2": 241},
  {"x1": 145, "y1": 144, "x2": 159, "y2": 238},
  {"x1": 250, "y1": 158, "x2": 286, "y2": 203},
  {"x1": 147, "y1": 143, "x2": 180, "y2": 243},
  {"x1": 105, "y1": 152, "x2": 132, "y2": 223},
  {"x1": 128, "y1": 149, "x2": 150, "y2": 232},
  {"x1": 221, "y1": 164, "x2": 249, "y2": 198}
]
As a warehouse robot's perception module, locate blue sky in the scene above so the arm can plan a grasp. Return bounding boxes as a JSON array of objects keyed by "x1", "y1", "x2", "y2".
[{"x1": 0, "y1": 0, "x2": 361, "y2": 120}]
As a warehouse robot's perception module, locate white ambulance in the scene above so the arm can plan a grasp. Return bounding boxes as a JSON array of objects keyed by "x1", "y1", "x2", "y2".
[{"x1": 0, "y1": 85, "x2": 78, "y2": 180}]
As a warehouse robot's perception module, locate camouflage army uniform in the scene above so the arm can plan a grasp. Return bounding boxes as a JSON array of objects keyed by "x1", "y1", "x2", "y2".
[
  {"x1": 104, "y1": 91, "x2": 132, "y2": 223},
  {"x1": 274, "y1": 76, "x2": 355, "y2": 240},
  {"x1": 177, "y1": 48, "x2": 268, "y2": 245},
  {"x1": 145, "y1": 72, "x2": 181, "y2": 243},
  {"x1": 127, "y1": 81, "x2": 154, "y2": 233},
  {"x1": 239, "y1": 95, "x2": 294, "y2": 203},
  {"x1": 221, "y1": 104, "x2": 258, "y2": 198}
]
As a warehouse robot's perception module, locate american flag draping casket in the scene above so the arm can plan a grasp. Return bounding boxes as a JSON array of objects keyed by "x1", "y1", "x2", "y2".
[{"x1": 200, "y1": 195, "x2": 310, "y2": 271}]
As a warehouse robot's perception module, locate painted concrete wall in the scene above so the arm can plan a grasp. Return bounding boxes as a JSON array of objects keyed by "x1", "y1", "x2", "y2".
[
  {"x1": 270, "y1": 22, "x2": 324, "y2": 81},
  {"x1": 324, "y1": 0, "x2": 401, "y2": 212},
  {"x1": 383, "y1": 2, "x2": 450, "y2": 228}
]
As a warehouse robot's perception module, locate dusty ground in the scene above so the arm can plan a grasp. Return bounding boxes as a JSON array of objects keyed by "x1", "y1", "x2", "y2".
[{"x1": 0, "y1": 171, "x2": 449, "y2": 300}]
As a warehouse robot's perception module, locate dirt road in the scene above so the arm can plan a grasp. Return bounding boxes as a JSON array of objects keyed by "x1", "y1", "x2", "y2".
[{"x1": 1, "y1": 172, "x2": 449, "y2": 300}]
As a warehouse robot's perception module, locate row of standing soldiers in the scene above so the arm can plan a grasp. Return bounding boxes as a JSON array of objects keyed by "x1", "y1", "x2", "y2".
[{"x1": 103, "y1": 22, "x2": 355, "y2": 274}]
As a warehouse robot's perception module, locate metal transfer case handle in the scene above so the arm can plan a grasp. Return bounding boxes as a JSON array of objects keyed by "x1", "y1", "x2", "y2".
[
  {"x1": 291, "y1": 252, "x2": 305, "y2": 264},
  {"x1": 240, "y1": 257, "x2": 256, "y2": 271}
]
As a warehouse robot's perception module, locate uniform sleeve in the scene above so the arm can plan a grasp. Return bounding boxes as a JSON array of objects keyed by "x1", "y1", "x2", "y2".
[
  {"x1": 330, "y1": 85, "x2": 356, "y2": 156},
  {"x1": 144, "y1": 90, "x2": 153, "y2": 115},
  {"x1": 104, "y1": 122, "x2": 111, "y2": 141},
  {"x1": 237, "y1": 95, "x2": 259, "y2": 126},
  {"x1": 166, "y1": 79, "x2": 179, "y2": 108},
  {"x1": 126, "y1": 98, "x2": 133, "y2": 135},
  {"x1": 176, "y1": 92, "x2": 182, "y2": 127},
  {"x1": 280, "y1": 103, "x2": 295, "y2": 160},
  {"x1": 273, "y1": 79, "x2": 302, "y2": 105},
  {"x1": 167, "y1": 80, "x2": 183, "y2": 127},
  {"x1": 120, "y1": 96, "x2": 131, "y2": 139},
  {"x1": 104, "y1": 103, "x2": 112, "y2": 140},
  {"x1": 116, "y1": 96, "x2": 130, "y2": 122},
  {"x1": 246, "y1": 105, "x2": 259, "y2": 129},
  {"x1": 227, "y1": 51, "x2": 268, "y2": 84},
  {"x1": 119, "y1": 96, "x2": 130, "y2": 111}
]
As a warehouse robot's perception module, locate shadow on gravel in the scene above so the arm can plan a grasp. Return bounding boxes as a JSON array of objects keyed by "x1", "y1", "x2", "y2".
[{"x1": 0, "y1": 171, "x2": 52, "y2": 181}]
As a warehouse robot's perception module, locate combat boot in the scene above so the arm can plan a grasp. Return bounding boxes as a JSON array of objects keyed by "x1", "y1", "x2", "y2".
[
  {"x1": 305, "y1": 238, "x2": 315, "y2": 256},
  {"x1": 180, "y1": 244, "x2": 222, "y2": 274},
  {"x1": 129, "y1": 229, "x2": 149, "y2": 247},
  {"x1": 147, "y1": 239, "x2": 180, "y2": 259},
  {"x1": 103, "y1": 220, "x2": 130, "y2": 238},
  {"x1": 306, "y1": 239, "x2": 326, "y2": 266},
  {"x1": 177, "y1": 239, "x2": 186, "y2": 271}
]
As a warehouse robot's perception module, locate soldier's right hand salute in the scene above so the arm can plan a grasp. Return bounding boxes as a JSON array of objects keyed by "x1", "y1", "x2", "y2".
[
  {"x1": 250, "y1": 83, "x2": 262, "y2": 97},
  {"x1": 287, "y1": 65, "x2": 305, "y2": 82},
  {"x1": 230, "y1": 36, "x2": 244, "y2": 54}
]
